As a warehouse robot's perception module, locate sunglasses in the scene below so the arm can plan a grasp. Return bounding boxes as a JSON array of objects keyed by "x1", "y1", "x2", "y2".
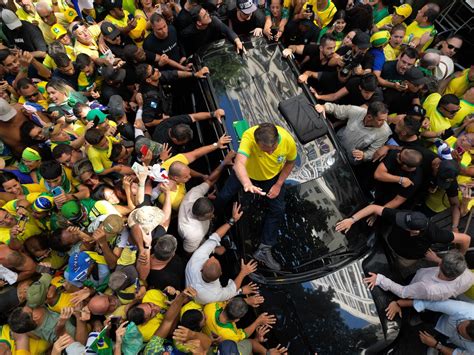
[
  {"x1": 24, "y1": 91, "x2": 39, "y2": 99},
  {"x1": 442, "y1": 106, "x2": 460, "y2": 114},
  {"x1": 447, "y1": 43, "x2": 461, "y2": 51}
]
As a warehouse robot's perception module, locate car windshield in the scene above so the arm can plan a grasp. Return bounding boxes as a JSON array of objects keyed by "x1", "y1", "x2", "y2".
[{"x1": 200, "y1": 38, "x2": 370, "y2": 274}]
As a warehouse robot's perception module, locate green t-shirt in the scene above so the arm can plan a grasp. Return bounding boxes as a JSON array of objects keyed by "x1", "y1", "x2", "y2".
[{"x1": 373, "y1": 6, "x2": 389, "y2": 24}]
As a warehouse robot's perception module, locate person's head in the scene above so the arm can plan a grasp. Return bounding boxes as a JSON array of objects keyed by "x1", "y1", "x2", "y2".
[
  {"x1": 51, "y1": 24, "x2": 71, "y2": 45},
  {"x1": 100, "y1": 21, "x2": 122, "y2": 45},
  {"x1": 153, "y1": 234, "x2": 177, "y2": 261},
  {"x1": 415, "y1": 3, "x2": 440, "y2": 25},
  {"x1": 439, "y1": 250, "x2": 467, "y2": 280},
  {"x1": 269, "y1": 0, "x2": 283, "y2": 17},
  {"x1": 85, "y1": 128, "x2": 108, "y2": 149},
  {"x1": 359, "y1": 73, "x2": 378, "y2": 100},
  {"x1": 75, "y1": 160, "x2": 100, "y2": 188},
  {"x1": 352, "y1": 30, "x2": 370, "y2": 55},
  {"x1": 36, "y1": 1, "x2": 57, "y2": 26},
  {"x1": 71, "y1": 23, "x2": 93, "y2": 45},
  {"x1": 52, "y1": 144, "x2": 82, "y2": 168},
  {"x1": 458, "y1": 320, "x2": 474, "y2": 341},
  {"x1": 73, "y1": 102, "x2": 90, "y2": 123},
  {"x1": 254, "y1": 123, "x2": 279, "y2": 154},
  {"x1": 15, "y1": 0, "x2": 35, "y2": 13},
  {"x1": 330, "y1": 10, "x2": 347, "y2": 33},
  {"x1": 440, "y1": 34, "x2": 463, "y2": 58},
  {"x1": 53, "y1": 52, "x2": 75, "y2": 76},
  {"x1": 181, "y1": 309, "x2": 205, "y2": 332},
  {"x1": 437, "y1": 94, "x2": 461, "y2": 119},
  {"x1": 137, "y1": 0, "x2": 154, "y2": 9},
  {"x1": 223, "y1": 297, "x2": 248, "y2": 322},
  {"x1": 190, "y1": 6, "x2": 212, "y2": 28},
  {"x1": 46, "y1": 78, "x2": 72, "y2": 105},
  {"x1": 91, "y1": 184, "x2": 121, "y2": 204},
  {"x1": 39, "y1": 160, "x2": 63, "y2": 187},
  {"x1": 20, "y1": 146, "x2": 42, "y2": 172},
  {"x1": 395, "y1": 115, "x2": 422, "y2": 138},
  {"x1": 8, "y1": 307, "x2": 38, "y2": 333},
  {"x1": 168, "y1": 161, "x2": 192, "y2": 184},
  {"x1": 75, "y1": 53, "x2": 95, "y2": 76},
  {"x1": 389, "y1": 24, "x2": 406, "y2": 48},
  {"x1": 396, "y1": 148, "x2": 422, "y2": 172},
  {"x1": 127, "y1": 302, "x2": 162, "y2": 325},
  {"x1": 20, "y1": 121, "x2": 46, "y2": 144},
  {"x1": 0, "y1": 171, "x2": 22, "y2": 196},
  {"x1": 88, "y1": 294, "x2": 120, "y2": 315},
  {"x1": 395, "y1": 47, "x2": 418, "y2": 75},
  {"x1": 192, "y1": 197, "x2": 214, "y2": 221},
  {"x1": 16, "y1": 78, "x2": 41, "y2": 103},
  {"x1": 391, "y1": 3, "x2": 412, "y2": 24},
  {"x1": 0, "y1": 49, "x2": 20, "y2": 74},
  {"x1": 0, "y1": 208, "x2": 16, "y2": 228},
  {"x1": 394, "y1": 210, "x2": 428, "y2": 235},
  {"x1": 201, "y1": 255, "x2": 222, "y2": 283},
  {"x1": 319, "y1": 34, "x2": 337, "y2": 59},
  {"x1": 420, "y1": 52, "x2": 440, "y2": 71},
  {"x1": 24, "y1": 234, "x2": 51, "y2": 261},
  {"x1": 342, "y1": 30, "x2": 356, "y2": 47},
  {"x1": 124, "y1": 44, "x2": 146, "y2": 63},
  {"x1": 169, "y1": 124, "x2": 193, "y2": 145},
  {"x1": 150, "y1": 13, "x2": 168, "y2": 39},
  {"x1": 109, "y1": 143, "x2": 131, "y2": 164},
  {"x1": 236, "y1": 0, "x2": 257, "y2": 21},
  {"x1": 136, "y1": 63, "x2": 160, "y2": 85},
  {"x1": 365, "y1": 101, "x2": 388, "y2": 128}
]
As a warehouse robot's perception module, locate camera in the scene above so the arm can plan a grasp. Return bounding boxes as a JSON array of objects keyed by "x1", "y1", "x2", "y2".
[{"x1": 340, "y1": 51, "x2": 358, "y2": 77}]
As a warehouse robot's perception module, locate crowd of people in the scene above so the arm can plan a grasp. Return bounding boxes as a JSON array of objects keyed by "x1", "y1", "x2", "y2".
[{"x1": 0, "y1": 0, "x2": 471, "y2": 353}]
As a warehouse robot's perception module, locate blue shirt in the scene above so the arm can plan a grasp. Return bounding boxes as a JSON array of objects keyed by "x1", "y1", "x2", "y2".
[
  {"x1": 414, "y1": 299, "x2": 474, "y2": 354},
  {"x1": 369, "y1": 47, "x2": 386, "y2": 72}
]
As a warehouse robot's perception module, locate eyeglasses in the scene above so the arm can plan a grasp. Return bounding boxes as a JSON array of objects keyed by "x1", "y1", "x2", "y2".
[
  {"x1": 447, "y1": 43, "x2": 461, "y2": 51},
  {"x1": 442, "y1": 106, "x2": 460, "y2": 114},
  {"x1": 24, "y1": 91, "x2": 39, "y2": 99}
]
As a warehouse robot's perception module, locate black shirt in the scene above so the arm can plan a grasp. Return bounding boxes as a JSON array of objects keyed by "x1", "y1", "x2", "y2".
[
  {"x1": 3, "y1": 21, "x2": 47, "y2": 53},
  {"x1": 146, "y1": 255, "x2": 185, "y2": 291},
  {"x1": 175, "y1": 8, "x2": 193, "y2": 32},
  {"x1": 152, "y1": 114, "x2": 192, "y2": 154},
  {"x1": 341, "y1": 76, "x2": 384, "y2": 106},
  {"x1": 143, "y1": 25, "x2": 182, "y2": 62},
  {"x1": 382, "y1": 207, "x2": 454, "y2": 259},
  {"x1": 140, "y1": 73, "x2": 178, "y2": 123},
  {"x1": 381, "y1": 60, "x2": 406, "y2": 83},
  {"x1": 107, "y1": 35, "x2": 135, "y2": 59},
  {"x1": 227, "y1": 8, "x2": 263, "y2": 36},
  {"x1": 52, "y1": 64, "x2": 80, "y2": 90},
  {"x1": 383, "y1": 90, "x2": 419, "y2": 114},
  {"x1": 374, "y1": 149, "x2": 423, "y2": 208},
  {"x1": 123, "y1": 51, "x2": 156, "y2": 86},
  {"x1": 301, "y1": 44, "x2": 334, "y2": 72},
  {"x1": 101, "y1": 83, "x2": 132, "y2": 105}
]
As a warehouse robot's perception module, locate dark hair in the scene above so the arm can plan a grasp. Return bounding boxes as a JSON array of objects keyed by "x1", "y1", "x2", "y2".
[
  {"x1": 0, "y1": 49, "x2": 12, "y2": 65},
  {"x1": 73, "y1": 158, "x2": 94, "y2": 178},
  {"x1": 399, "y1": 148, "x2": 422, "y2": 168},
  {"x1": 73, "y1": 102, "x2": 89, "y2": 118},
  {"x1": 190, "y1": 5, "x2": 203, "y2": 22},
  {"x1": 153, "y1": 234, "x2": 177, "y2": 261},
  {"x1": 150, "y1": 12, "x2": 165, "y2": 25},
  {"x1": 16, "y1": 77, "x2": 35, "y2": 92},
  {"x1": 109, "y1": 143, "x2": 124, "y2": 161},
  {"x1": 438, "y1": 94, "x2": 460, "y2": 108},
  {"x1": 127, "y1": 305, "x2": 146, "y2": 325},
  {"x1": 254, "y1": 123, "x2": 278, "y2": 146},
  {"x1": 0, "y1": 171, "x2": 19, "y2": 187},
  {"x1": 224, "y1": 297, "x2": 248, "y2": 321},
  {"x1": 345, "y1": 4, "x2": 373, "y2": 32},
  {"x1": 170, "y1": 124, "x2": 193, "y2": 143},
  {"x1": 192, "y1": 197, "x2": 214, "y2": 218},
  {"x1": 403, "y1": 115, "x2": 422, "y2": 136},
  {"x1": 320, "y1": 33, "x2": 337, "y2": 47},
  {"x1": 446, "y1": 33, "x2": 463, "y2": 43},
  {"x1": 49, "y1": 229, "x2": 72, "y2": 252},
  {"x1": 85, "y1": 128, "x2": 105, "y2": 145},
  {"x1": 52, "y1": 52, "x2": 71, "y2": 68},
  {"x1": 123, "y1": 44, "x2": 139, "y2": 62},
  {"x1": 390, "y1": 23, "x2": 406, "y2": 34},
  {"x1": 24, "y1": 234, "x2": 50, "y2": 254},
  {"x1": 359, "y1": 73, "x2": 378, "y2": 92},
  {"x1": 424, "y1": 3, "x2": 440, "y2": 23},
  {"x1": 181, "y1": 310, "x2": 204, "y2": 332},
  {"x1": 20, "y1": 121, "x2": 44, "y2": 145},
  {"x1": 136, "y1": 63, "x2": 150, "y2": 83},
  {"x1": 90, "y1": 184, "x2": 109, "y2": 201},
  {"x1": 328, "y1": 10, "x2": 346, "y2": 27},
  {"x1": 367, "y1": 101, "x2": 388, "y2": 117},
  {"x1": 8, "y1": 308, "x2": 37, "y2": 333},
  {"x1": 52, "y1": 143, "x2": 75, "y2": 160},
  {"x1": 401, "y1": 47, "x2": 418, "y2": 60},
  {"x1": 75, "y1": 53, "x2": 93, "y2": 70},
  {"x1": 39, "y1": 160, "x2": 63, "y2": 180}
]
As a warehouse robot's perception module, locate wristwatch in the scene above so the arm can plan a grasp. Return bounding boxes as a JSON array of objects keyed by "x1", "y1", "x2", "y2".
[
  {"x1": 435, "y1": 341, "x2": 443, "y2": 351},
  {"x1": 213, "y1": 142, "x2": 218, "y2": 147},
  {"x1": 227, "y1": 217, "x2": 235, "y2": 226}
]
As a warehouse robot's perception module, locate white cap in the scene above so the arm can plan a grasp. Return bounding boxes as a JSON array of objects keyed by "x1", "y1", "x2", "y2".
[{"x1": 1, "y1": 9, "x2": 22, "y2": 30}]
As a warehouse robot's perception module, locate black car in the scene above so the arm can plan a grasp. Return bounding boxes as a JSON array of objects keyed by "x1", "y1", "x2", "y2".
[{"x1": 193, "y1": 37, "x2": 400, "y2": 354}]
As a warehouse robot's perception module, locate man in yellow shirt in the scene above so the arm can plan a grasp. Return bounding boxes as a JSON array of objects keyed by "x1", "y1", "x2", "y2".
[
  {"x1": 15, "y1": 0, "x2": 40, "y2": 24},
  {"x1": 104, "y1": 0, "x2": 137, "y2": 35},
  {"x1": 85, "y1": 127, "x2": 121, "y2": 175},
  {"x1": 215, "y1": 123, "x2": 297, "y2": 270},
  {"x1": 298, "y1": 0, "x2": 336, "y2": 29},
  {"x1": 404, "y1": 2, "x2": 440, "y2": 52},
  {"x1": 422, "y1": 93, "x2": 461, "y2": 139},
  {"x1": 374, "y1": 3, "x2": 412, "y2": 32},
  {"x1": 450, "y1": 87, "x2": 474, "y2": 129},
  {"x1": 36, "y1": 2, "x2": 71, "y2": 44},
  {"x1": 71, "y1": 22, "x2": 101, "y2": 59},
  {"x1": 443, "y1": 65, "x2": 474, "y2": 98}
]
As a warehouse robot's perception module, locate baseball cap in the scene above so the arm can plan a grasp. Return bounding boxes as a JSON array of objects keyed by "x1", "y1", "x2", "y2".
[
  {"x1": 86, "y1": 109, "x2": 108, "y2": 124},
  {"x1": 394, "y1": 3, "x2": 412, "y2": 18},
  {"x1": 370, "y1": 30, "x2": 390, "y2": 47},
  {"x1": 437, "y1": 160, "x2": 460, "y2": 189},
  {"x1": 1, "y1": 10, "x2": 22, "y2": 30},
  {"x1": 26, "y1": 274, "x2": 53, "y2": 308},
  {"x1": 67, "y1": 252, "x2": 93, "y2": 282},
  {"x1": 0, "y1": 98, "x2": 16, "y2": 122},
  {"x1": 108, "y1": 265, "x2": 138, "y2": 292},
  {"x1": 406, "y1": 104, "x2": 426, "y2": 117},
  {"x1": 108, "y1": 95, "x2": 125, "y2": 119},
  {"x1": 406, "y1": 67, "x2": 430, "y2": 85},
  {"x1": 61, "y1": 200, "x2": 85, "y2": 222},
  {"x1": 128, "y1": 206, "x2": 164, "y2": 235},
  {"x1": 101, "y1": 65, "x2": 126, "y2": 83},
  {"x1": 353, "y1": 31, "x2": 371, "y2": 49},
  {"x1": 395, "y1": 211, "x2": 428, "y2": 231},
  {"x1": 237, "y1": 0, "x2": 257, "y2": 14},
  {"x1": 51, "y1": 23, "x2": 68, "y2": 40},
  {"x1": 100, "y1": 21, "x2": 120, "y2": 40},
  {"x1": 32, "y1": 194, "x2": 55, "y2": 212},
  {"x1": 102, "y1": 214, "x2": 124, "y2": 234},
  {"x1": 135, "y1": 137, "x2": 163, "y2": 159}
]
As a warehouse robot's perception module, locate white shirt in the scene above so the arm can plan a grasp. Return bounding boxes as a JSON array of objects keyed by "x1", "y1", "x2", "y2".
[
  {"x1": 178, "y1": 182, "x2": 211, "y2": 253},
  {"x1": 185, "y1": 233, "x2": 237, "y2": 305},
  {"x1": 376, "y1": 267, "x2": 474, "y2": 301}
]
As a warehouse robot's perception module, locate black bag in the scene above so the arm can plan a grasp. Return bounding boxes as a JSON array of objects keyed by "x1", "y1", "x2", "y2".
[{"x1": 278, "y1": 93, "x2": 327, "y2": 144}]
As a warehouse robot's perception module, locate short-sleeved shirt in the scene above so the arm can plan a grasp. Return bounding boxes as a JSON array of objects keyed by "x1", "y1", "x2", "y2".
[
  {"x1": 369, "y1": 47, "x2": 386, "y2": 72},
  {"x1": 86, "y1": 136, "x2": 120, "y2": 174},
  {"x1": 444, "y1": 68, "x2": 473, "y2": 98},
  {"x1": 423, "y1": 93, "x2": 452, "y2": 133},
  {"x1": 0, "y1": 324, "x2": 50, "y2": 354},
  {"x1": 302, "y1": 0, "x2": 337, "y2": 28},
  {"x1": 404, "y1": 21, "x2": 435, "y2": 52},
  {"x1": 342, "y1": 76, "x2": 384, "y2": 106},
  {"x1": 73, "y1": 25, "x2": 101, "y2": 58},
  {"x1": 138, "y1": 289, "x2": 168, "y2": 342},
  {"x1": 203, "y1": 302, "x2": 248, "y2": 342},
  {"x1": 301, "y1": 43, "x2": 334, "y2": 72},
  {"x1": 238, "y1": 125, "x2": 297, "y2": 181},
  {"x1": 152, "y1": 114, "x2": 192, "y2": 155},
  {"x1": 143, "y1": 25, "x2": 181, "y2": 62},
  {"x1": 450, "y1": 99, "x2": 474, "y2": 128},
  {"x1": 381, "y1": 60, "x2": 407, "y2": 83},
  {"x1": 32, "y1": 308, "x2": 75, "y2": 343},
  {"x1": 381, "y1": 207, "x2": 454, "y2": 259},
  {"x1": 383, "y1": 44, "x2": 401, "y2": 62},
  {"x1": 160, "y1": 154, "x2": 190, "y2": 210},
  {"x1": 178, "y1": 182, "x2": 211, "y2": 253}
]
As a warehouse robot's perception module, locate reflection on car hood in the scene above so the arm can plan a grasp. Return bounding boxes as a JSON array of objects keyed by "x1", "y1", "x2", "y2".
[{"x1": 258, "y1": 255, "x2": 386, "y2": 354}]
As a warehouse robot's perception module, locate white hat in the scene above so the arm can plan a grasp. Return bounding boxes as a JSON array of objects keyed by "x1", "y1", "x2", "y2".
[
  {"x1": 434, "y1": 55, "x2": 454, "y2": 81},
  {"x1": 0, "y1": 98, "x2": 16, "y2": 122},
  {"x1": 128, "y1": 206, "x2": 164, "y2": 235},
  {"x1": 1, "y1": 9, "x2": 22, "y2": 30}
]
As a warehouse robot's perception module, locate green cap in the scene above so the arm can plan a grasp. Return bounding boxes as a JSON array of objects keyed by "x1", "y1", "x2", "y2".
[
  {"x1": 61, "y1": 200, "x2": 82, "y2": 220},
  {"x1": 86, "y1": 109, "x2": 107, "y2": 124},
  {"x1": 26, "y1": 274, "x2": 53, "y2": 308}
]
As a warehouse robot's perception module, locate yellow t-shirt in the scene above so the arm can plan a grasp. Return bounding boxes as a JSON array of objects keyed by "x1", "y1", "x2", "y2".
[
  {"x1": 16, "y1": 8, "x2": 40, "y2": 23},
  {"x1": 160, "y1": 154, "x2": 190, "y2": 210},
  {"x1": 105, "y1": 11, "x2": 130, "y2": 29},
  {"x1": 451, "y1": 99, "x2": 474, "y2": 128},
  {"x1": 43, "y1": 46, "x2": 76, "y2": 70},
  {"x1": 444, "y1": 69, "x2": 473, "y2": 98},
  {"x1": 423, "y1": 93, "x2": 451, "y2": 134},
  {"x1": 302, "y1": 0, "x2": 336, "y2": 28},
  {"x1": 238, "y1": 125, "x2": 297, "y2": 181},
  {"x1": 74, "y1": 25, "x2": 101, "y2": 58},
  {"x1": 87, "y1": 136, "x2": 120, "y2": 174},
  {"x1": 383, "y1": 43, "x2": 402, "y2": 62},
  {"x1": 0, "y1": 217, "x2": 43, "y2": 245},
  {"x1": 39, "y1": 166, "x2": 81, "y2": 192},
  {"x1": 404, "y1": 21, "x2": 435, "y2": 52},
  {"x1": 48, "y1": 291, "x2": 75, "y2": 313},
  {"x1": 38, "y1": 12, "x2": 70, "y2": 44},
  {"x1": 0, "y1": 325, "x2": 50, "y2": 354},
  {"x1": 138, "y1": 289, "x2": 169, "y2": 342},
  {"x1": 203, "y1": 302, "x2": 247, "y2": 342}
]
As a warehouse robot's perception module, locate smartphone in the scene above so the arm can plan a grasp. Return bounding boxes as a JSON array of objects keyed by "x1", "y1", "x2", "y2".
[
  {"x1": 85, "y1": 15, "x2": 95, "y2": 25},
  {"x1": 134, "y1": 278, "x2": 140, "y2": 294},
  {"x1": 128, "y1": 13, "x2": 134, "y2": 20},
  {"x1": 140, "y1": 144, "x2": 149, "y2": 157},
  {"x1": 306, "y1": 4, "x2": 313, "y2": 12},
  {"x1": 51, "y1": 186, "x2": 64, "y2": 197}
]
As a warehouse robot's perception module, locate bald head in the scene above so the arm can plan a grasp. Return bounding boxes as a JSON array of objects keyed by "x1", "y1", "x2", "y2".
[
  {"x1": 201, "y1": 257, "x2": 222, "y2": 283},
  {"x1": 168, "y1": 161, "x2": 191, "y2": 183},
  {"x1": 420, "y1": 52, "x2": 440, "y2": 69},
  {"x1": 88, "y1": 295, "x2": 110, "y2": 315}
]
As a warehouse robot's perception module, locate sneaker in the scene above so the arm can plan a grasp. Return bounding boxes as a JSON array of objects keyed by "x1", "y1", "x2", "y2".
[{"x1": 253, "y1": 246, "x2": 281, "y2": 271}]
